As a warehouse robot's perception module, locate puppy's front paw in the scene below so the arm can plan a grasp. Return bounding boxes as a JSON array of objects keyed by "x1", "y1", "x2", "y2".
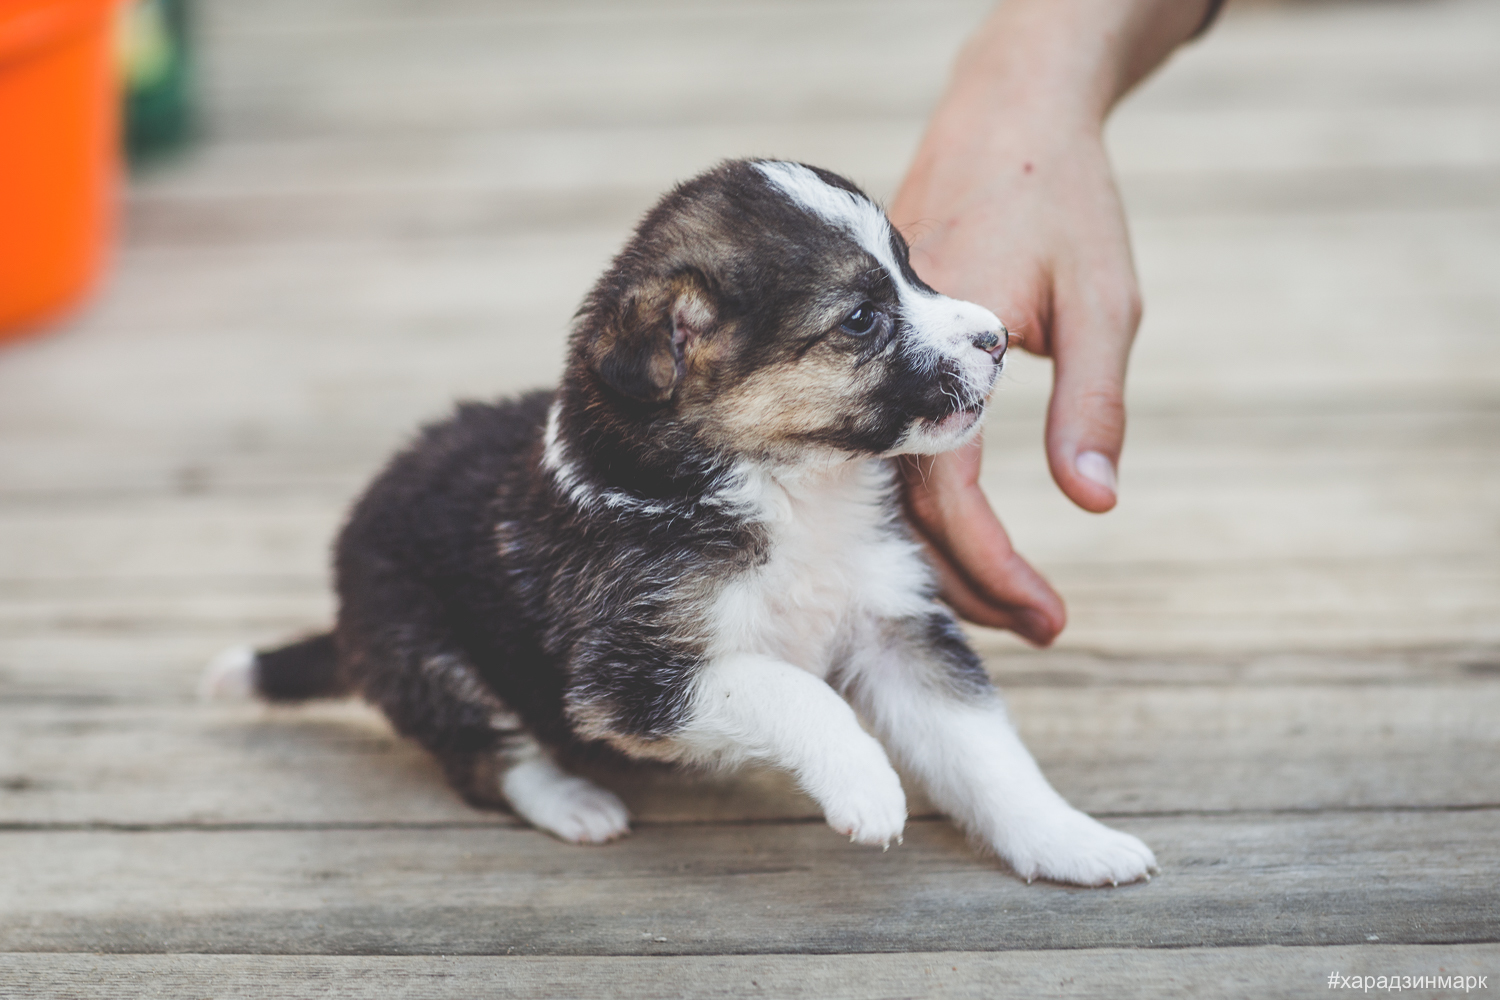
[
  {"x1": 998, "y1": 808, "x2": 1157, "y2": 887},
  {"x1": 813, "y1": 757, "x2": 907, "y2": 848}
]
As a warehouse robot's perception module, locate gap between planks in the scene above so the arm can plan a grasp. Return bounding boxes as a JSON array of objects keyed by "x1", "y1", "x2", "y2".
[{"x1": 3, "y1": 800, "x2": 1499, "y2": 835}]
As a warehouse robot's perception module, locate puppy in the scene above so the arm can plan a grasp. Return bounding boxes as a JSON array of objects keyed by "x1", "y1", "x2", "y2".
[{"x1": 204, "y1": 159, "x2": 1156, "y2": 886}]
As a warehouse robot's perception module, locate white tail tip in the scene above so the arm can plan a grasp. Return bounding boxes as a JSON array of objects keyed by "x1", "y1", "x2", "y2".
[{"x1": 199, "y1": 645, "x2": 257, "y2": 701}]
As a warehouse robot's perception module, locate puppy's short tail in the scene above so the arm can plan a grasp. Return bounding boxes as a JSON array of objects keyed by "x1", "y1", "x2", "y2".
[{"x1": 199, "y1": 632, "x2": 352, "y2": 702}]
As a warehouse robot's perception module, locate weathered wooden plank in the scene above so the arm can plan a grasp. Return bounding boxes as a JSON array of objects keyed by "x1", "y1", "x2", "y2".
[
  {"x1": 3, "y1": 216, "x2": 1495, "y2": 492},
  {"x1": 5, "y1": 390, "x2": 1497, "y2": 505},
  {"x1": 23, "y1": 209, "x2": 1487, "y2": 392},
  {"x1": 0, "y1": 634, "x2": 288, "y2": 703},
  {"x1": 2, "y1": 563, "x2": 1497, "y2": 669},
  {"x1": 121, "y1": 110, "x2": 1499, "y2": 210},
  {"x1": 189, "y1": 3, "x2": 982, "y2": 142},
  {"x1": 1042, "y1": 557, "x2": 1500, "y2": 654},
  {"x1": 6, "y1": 409, "x2": 1500, "y2": 574},
  {"x1": 0, "y1": 499, "x2": 343, "y2": 581},
  {"x1": 119, "y1": 103, "x2": 1500, "y2": 233},
  {"x1": 118, "y1": 164, "x2": 1500, "y2": 257},
  {"x1": 176, "y1": 0, "x2": 1500, "y2": 153},
  {"x1": 3, "y1": 675, "x2": 1497, "y2": 825},
  {"x1": 5, "y1": 944, "x2": 1499, "y2": 1000},
  {"x1": 3, "y1": 398, "x2": 1497, "y2": 580},
  {"x1": 5, "y1": 555, "x2": 1495, "y2": 655},
  {"x1": 2, "y1": 373, "x2": 1495, "y2": 657},
  {"x1": 0, "y1": 699, "x2": 808, "y2": 827},
  {"x1": 0, "y1": 583, "x2": 332, "y2": 642},
  {"x1": 5, "y1": 631, "x2": 1494, "y2": 706},
  {"x1": 1, "y1": 812, "x2": 1496, "y2": 954}
]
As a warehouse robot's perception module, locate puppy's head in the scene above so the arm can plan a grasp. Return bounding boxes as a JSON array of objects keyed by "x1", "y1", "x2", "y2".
[{"x1": 569, "y1": 159, "x2": 1006, "y2": 462}]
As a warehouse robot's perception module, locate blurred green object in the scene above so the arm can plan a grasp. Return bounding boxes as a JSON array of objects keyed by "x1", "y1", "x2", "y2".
[{"x1": 119, "y1": 0, "x2": 192, "y2": 163}]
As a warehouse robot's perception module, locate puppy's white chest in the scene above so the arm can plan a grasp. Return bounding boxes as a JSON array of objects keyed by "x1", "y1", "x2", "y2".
[{"x1": 704, "y1": 460, "x2": 930, "y2": 676}]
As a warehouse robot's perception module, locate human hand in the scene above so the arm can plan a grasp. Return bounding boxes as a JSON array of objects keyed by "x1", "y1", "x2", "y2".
[
  {"x1": 900, "y1": 442, "x2": 1067, "y2": 644},
  {"x1": 889, "y1": 0, "x2": 1201, "y2": 642},
  {"x1": 894, "y1": 118, "x2": 1140, "y2": 517},
  {"x1": 893, "y1": 122, "x2": 1137, "y2": 643}
]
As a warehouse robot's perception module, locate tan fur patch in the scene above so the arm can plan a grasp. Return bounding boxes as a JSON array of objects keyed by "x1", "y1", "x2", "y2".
[
  {"x1": 704, "y1": 347, "x2": 887, "y2": 457},
  {"x1": 564, "y1": 698, "x2": 694, "y2": 763}
]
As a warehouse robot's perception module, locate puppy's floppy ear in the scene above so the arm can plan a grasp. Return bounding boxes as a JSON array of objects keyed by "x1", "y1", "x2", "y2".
[{"x1": 588, "y1": 272, "x2": 717, "y2": 405}]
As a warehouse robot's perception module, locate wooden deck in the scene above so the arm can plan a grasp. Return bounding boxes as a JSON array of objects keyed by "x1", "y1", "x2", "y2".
[{"x1": 3, "y1": 0, "x2": 1499, "y2": 995}]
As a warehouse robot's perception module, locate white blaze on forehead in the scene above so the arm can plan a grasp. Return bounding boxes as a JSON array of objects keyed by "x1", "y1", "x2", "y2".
[
  {"x1": 752, "y1": 160, "x2": 1002, "y2": 360},
  {"x1": 754, "y1": 160, "x2": 906, "y2": 290}
]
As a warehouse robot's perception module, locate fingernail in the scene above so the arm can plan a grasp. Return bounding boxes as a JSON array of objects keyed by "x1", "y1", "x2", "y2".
[{"x1": 1075, "y1": 450, "x2": 1117, "y2": 494}]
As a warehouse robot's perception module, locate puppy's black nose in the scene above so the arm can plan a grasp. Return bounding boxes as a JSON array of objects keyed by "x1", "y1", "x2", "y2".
[{"x1": 972, "y1": 329, "x2": 1007, "y2": 359}]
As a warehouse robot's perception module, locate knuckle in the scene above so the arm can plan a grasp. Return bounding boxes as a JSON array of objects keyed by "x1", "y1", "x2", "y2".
[{"x1": 1073, "y1": 386, "x2": 1127, "y2": 435}]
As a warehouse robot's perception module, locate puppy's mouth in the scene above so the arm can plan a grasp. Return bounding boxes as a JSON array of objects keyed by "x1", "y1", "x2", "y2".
[{"x1": 922, "y1": 405, "x2": 983, "y2": 436}]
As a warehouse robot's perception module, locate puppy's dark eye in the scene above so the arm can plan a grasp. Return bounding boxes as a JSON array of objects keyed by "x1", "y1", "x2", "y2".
[{"x1": 840, "y1": 303, "x2": 881, "y2": 336}]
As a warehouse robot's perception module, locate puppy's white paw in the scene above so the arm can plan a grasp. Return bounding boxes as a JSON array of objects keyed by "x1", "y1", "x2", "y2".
[
  {"x1": 813, "y1": 756, "x2": 908, "y2": 848},
  {"x1": 199, "y1": 645, "x2": 257, "y2": 701},
  {"x1": 501, "y1": 757, "x2": 630, "y2": 845},
  {"x1": 527, "y1": 779, "x2": 631, "y2": 845},
  {"x1": 997, "y1": 807, "x2": 1157, "y2": 887}
]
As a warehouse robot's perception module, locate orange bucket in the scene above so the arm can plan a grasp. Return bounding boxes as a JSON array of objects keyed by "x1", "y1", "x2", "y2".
[{"x1": 0, "y1": 0, "x2": 119, "y2": 341}]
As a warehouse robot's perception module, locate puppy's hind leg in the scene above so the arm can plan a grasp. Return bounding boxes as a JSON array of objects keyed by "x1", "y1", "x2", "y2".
[
  {"x1": 493, "y1": 737, "x2": 631, "y2": 844},
  {"x1": 352, "y1": 641, "x2": 630, "y2": 844},
  {"x1": 338, "y1": 560, "x2": 628, "y2": 843}
]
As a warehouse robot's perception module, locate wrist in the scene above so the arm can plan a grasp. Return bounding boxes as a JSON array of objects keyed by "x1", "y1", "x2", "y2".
[
  {"x1": 948, "y1": 3, "x2": 1117, "y2": 135},
  {"x1": 910, "y1": 66, "x2": 1107, "y2": 185},
  {"x1": 942, "y1": 0, "x2": 1209, "y2": 134}
]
